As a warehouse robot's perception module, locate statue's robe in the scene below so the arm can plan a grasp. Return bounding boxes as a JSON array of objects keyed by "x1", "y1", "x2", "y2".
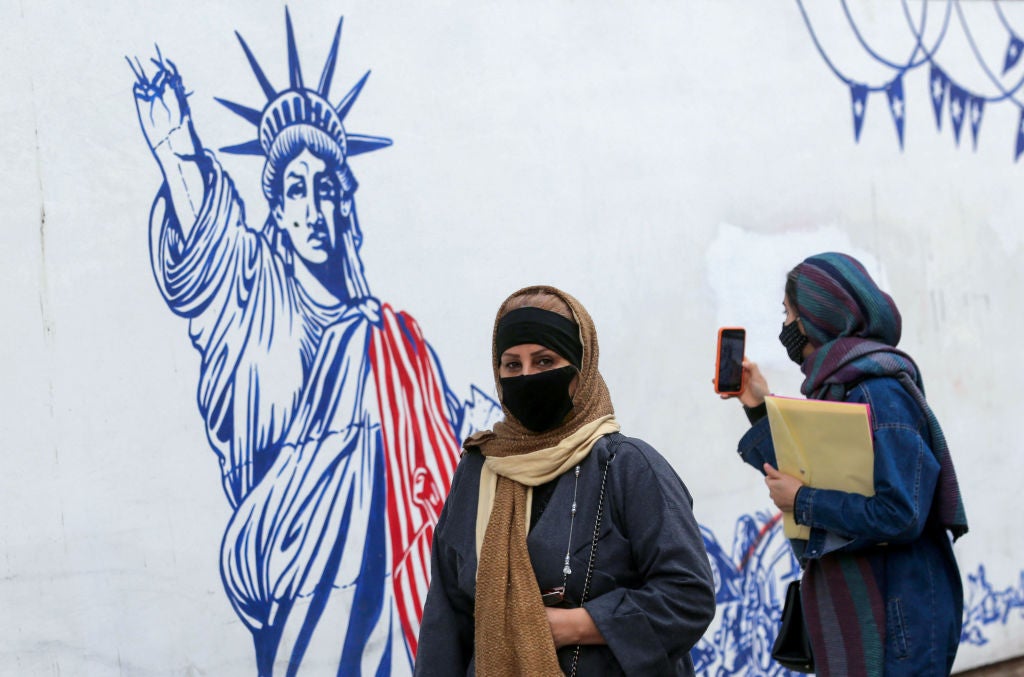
[{"x1": 150, "y1": 155, "x2": 458, "y2": 675}]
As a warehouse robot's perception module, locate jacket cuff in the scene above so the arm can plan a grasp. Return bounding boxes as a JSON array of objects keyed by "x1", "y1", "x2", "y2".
[
  {"x1": 584, "y1": 594, "x2": 672, "y2": 675},
  {"x1": 794, "y1": 486, "x2": 813, "y2": 526},
  {"x1": 743, "y1": 402, "x2": 767, "y2": 425}
]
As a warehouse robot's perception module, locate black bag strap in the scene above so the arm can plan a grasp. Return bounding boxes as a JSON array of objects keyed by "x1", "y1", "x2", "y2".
[{"x1": 567, "y1": 446, "x2": 614, "y2": 677}]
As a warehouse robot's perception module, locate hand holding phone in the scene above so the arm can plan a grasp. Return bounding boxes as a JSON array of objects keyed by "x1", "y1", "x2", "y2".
[{"x1": 714, "y1": 327, "x2": 746, "y2": 395}]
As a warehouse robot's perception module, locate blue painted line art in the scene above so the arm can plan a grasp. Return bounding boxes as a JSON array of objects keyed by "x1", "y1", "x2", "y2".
[
  {"x1": 798, "y1": 0, "x2": 1024, "y2": 158},
  {"x1": 695, "y1": 512, "x2": 1023, "y2": 675},
  {"x1": 128, "y1": 7, "x2": 1021, "y2": 675},
  {"x1": 130, "y1": 9, "x2": 501, "y2": 674}
]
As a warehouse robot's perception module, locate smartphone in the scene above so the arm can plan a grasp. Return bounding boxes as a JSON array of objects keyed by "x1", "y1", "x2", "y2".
[
  {"x1": 541, "y1": 585, "x2": 566, "y2": 607},
  {"x1": 714, "y1": 327, "x2": 746, "y2": 395}
]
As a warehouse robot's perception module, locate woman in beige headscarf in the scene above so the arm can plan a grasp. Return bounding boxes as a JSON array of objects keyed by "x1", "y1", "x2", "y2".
[{"x1": 415, "y1": 286, "x2": 715, "y2": 676}]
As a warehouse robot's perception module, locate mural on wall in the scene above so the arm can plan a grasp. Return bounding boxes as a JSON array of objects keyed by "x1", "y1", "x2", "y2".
[
  {"x1": 961, "y1": 563, "x2": 1024, "y2": 648},
  {"x1": 797, "y1": 0, "x2": 1024, "y2": 158},
  {"x1": 129, "y1": 9, "x2": 500, "y2": 674},
  {"x1": 692, "y1": 512, "x2": 801, "y2": 676},
  {"x1": 125, "y1": 5, "x2": 1023, "y2": 676},
  {"x1": 694, "y1": 512, "x2": 1024, "y2": 676}
]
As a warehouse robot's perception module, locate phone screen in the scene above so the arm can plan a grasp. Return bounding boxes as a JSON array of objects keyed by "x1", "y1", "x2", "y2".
[{"x1": 716, "y1": 328, "x2": 746, "y2": 394}]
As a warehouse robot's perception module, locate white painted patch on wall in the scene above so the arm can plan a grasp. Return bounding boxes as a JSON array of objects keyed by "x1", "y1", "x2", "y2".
[{"x1": 706, "y1": 221, "x2": 886, "y2": 375}]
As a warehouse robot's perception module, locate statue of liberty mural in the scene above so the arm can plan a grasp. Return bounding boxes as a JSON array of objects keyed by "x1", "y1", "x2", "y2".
[{"x1": 129, "y1": 10, "x2": 498, "y2": 675}]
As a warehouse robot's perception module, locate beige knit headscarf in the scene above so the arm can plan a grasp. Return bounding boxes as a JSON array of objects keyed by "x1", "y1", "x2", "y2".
[{"x1": 465, "y1": 285, "x2": 617, "y2": 676}]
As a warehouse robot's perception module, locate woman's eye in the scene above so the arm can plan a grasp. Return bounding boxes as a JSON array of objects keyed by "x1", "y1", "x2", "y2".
[
  {"x1": 537, "y1": 357, "x2": 553, "y2": 368},
  {"x1": 286, "y1": 180, "x2": 306, "y2": 199},
  {"x1": 503, "y1": 362, "x2": 520, "y2": 371}
]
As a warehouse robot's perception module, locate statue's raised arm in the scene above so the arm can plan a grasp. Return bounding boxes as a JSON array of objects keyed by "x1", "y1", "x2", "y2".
[{"x1": 129, "y1": 52, "x2": 205, "y2": 238}]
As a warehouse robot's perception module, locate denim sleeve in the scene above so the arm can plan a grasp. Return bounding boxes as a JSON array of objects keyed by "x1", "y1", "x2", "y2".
[
  {"x1": 792, "y1": 379, "x2": 941, "y2": 557},
  {"x1": 737, "y1": 415, "x2": 777, "y2": 471}
]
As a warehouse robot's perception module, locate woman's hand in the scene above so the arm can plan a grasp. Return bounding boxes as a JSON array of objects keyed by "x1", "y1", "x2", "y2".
[
  {"x1": 720, "y1": 358, "x2": 770, "y2": 408},
  {"x1": 546, "y1": 607, "x2": 606, "y2": 648},
  {"x1": 763, "y1": 463, "x2": 804, "y2": 512}
]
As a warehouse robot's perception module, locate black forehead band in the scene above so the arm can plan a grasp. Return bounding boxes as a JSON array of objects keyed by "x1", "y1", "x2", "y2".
[{"x1": 496, "y1": 307, "x2": 582, "y2": 369}]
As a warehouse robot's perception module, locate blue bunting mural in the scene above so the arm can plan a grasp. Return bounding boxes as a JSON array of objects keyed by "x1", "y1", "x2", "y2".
[{"x1": 797, "y1": 0, "x2": 1024, "y2": 159}]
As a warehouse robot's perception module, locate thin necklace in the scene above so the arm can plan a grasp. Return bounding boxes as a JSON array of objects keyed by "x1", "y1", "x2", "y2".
[
  {"x1": 541, "y1": 464, "x2": 581, "y2": 607},
  {"x1": 561, "y1": 464, "x2": 581, "y2": 581}
]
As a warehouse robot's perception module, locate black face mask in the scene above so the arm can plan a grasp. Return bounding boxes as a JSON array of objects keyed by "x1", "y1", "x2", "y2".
[
  {"x1": 499, "y1": 365, "x2": 577, "y2": 433},
  {"x1": 779, "y1": 320, "x2": 809, "y2": 365}
]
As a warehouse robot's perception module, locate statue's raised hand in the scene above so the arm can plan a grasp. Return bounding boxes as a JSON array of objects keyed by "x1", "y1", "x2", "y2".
[
  {"x1": 129, "y1": 47, "x2": 204, "y2": 226},
  {"x1": 128, "y1": 49, "x2": 195, "y2": 155}
]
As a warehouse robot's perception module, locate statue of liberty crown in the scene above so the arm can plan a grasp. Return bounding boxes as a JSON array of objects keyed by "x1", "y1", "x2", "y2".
[{"x1": 216, "y1": 8, "x2": 392, "y2": 161}]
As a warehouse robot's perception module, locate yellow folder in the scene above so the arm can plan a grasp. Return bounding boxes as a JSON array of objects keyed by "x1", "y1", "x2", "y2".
[{"x1": 764, "y1": 396, "x2": 875, "y2": 539}]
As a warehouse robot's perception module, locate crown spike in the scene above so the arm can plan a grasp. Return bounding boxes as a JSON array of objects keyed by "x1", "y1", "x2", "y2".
[
  {"x1": 346, "y1": 133, "x2": 393, "y2": 156},
  {"x1": 215, "y1": 98, "x2": 263, "y2": 126},
  {"x1": 336, "y1": 71, "x2": 371, "y2": 122},
  {"x1": 235, "y1": 31, "x2": 277, "y2": 101},
  {"x1": 218, "y1": 12, "x2": 391, "y2": 163},
  {"x1": 285, "y1": 8, "x2": 304, "y2": 90},
  {"x1": 219, "y1": 139, "x2": 265, "y2": 156},
  {"x1": 318, "y1": 16, "x2": 344, "y2": 98}
]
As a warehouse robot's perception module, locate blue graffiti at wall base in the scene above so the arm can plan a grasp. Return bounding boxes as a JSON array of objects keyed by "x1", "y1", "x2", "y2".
[
  {"x1": 694, "y1": 511, "x2": 1024, "y2": 676},
  {"x1": 961, "y1": 563, "x2": 1024, "y2": 647},
  {"x1": 693, "y1": 511, "x2": 800, "y2": 676}
]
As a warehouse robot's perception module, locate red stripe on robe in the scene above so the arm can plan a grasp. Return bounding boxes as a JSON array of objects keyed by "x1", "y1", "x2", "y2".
[{"x1": 369, "y1": 305, "x2": 461, "y2": 657}]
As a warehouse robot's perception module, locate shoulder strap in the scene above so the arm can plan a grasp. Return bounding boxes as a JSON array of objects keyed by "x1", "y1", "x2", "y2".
[{"x1": 568, "y1": 451, "x2": 613, "y2": 677}]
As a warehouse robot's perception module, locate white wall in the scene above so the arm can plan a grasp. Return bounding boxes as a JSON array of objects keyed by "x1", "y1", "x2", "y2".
[{"x1": 1, "y1": 1, "x2": 1021, "y2": 674}]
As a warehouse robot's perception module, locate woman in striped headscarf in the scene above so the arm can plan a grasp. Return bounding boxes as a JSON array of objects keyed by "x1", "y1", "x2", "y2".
[{"x1": 731, "y1": 252, "x2": 968, "y2": 676}]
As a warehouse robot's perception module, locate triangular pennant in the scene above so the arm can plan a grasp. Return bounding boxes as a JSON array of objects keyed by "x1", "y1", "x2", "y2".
[
  {"x1": 886, "y1": 75, "x2": 906, "y2": 149},
  {"x1": 969, "y1": 96, "x2": 985, "y2": 151},
  {"x1": 1004, "y1": 36, "x2": 1024, "y2": 74},
  {"x1": 929, "y1": 64, "x2": 947, "y2": 130},
  {"x1": 1016, "y1": 108, "x2": 1024, "y2": 161},
  {"x1": 948, "y1": 83, "x2": 968, "y2": 146},
  {"x1": 850, "y1": 84, "x2": 869, "y2": 142}
]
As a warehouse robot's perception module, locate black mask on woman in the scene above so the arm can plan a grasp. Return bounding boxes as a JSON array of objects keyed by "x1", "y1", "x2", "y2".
[
  {"x1": 500, "y1": 365, "x2": 577, "y2": 432},
  {"x1": 779, "y1": 320, "x2": 809, "y2": 365}
]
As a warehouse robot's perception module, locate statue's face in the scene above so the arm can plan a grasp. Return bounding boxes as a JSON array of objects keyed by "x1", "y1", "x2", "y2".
[{"x1": 273, "y1": 149, "x2": 341, "y2": 265}]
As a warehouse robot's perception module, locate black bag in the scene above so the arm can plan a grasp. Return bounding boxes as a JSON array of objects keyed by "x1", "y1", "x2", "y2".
[{"x1": 771, "y1": 580, "x2": 815, "y2": 673}]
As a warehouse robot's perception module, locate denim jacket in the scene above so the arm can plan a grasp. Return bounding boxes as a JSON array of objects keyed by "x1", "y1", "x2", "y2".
[
  {"x1": 739, "y1": 376, "x2": 963, "y2": 675},
  {"x1": 740, "y1": 376, "x2": 942, "y2": 559}
]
